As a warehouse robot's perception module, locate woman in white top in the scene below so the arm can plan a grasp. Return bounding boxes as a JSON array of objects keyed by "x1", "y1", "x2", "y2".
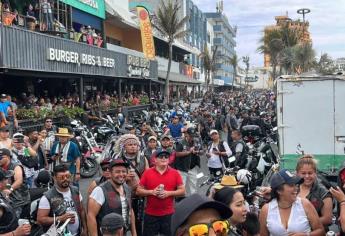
[{"x1": 259, "y1": 169, "x2": 324, "y2": 236}]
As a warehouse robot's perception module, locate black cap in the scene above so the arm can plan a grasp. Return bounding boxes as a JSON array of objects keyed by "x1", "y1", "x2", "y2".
[
  {"x1": 156, "y1": 149, "x2": 171, "y2": 157},
  {"x1": 270, "y1": 169, "x2": 304, "y2": 189},
  {"x1": 101, "y1": 213, "x2": 124, "y2": 232},
  {"x1": 109, "y1": 159, "x2": 130, "y2": 169},
  {"x1": 35, "y1": 170, "x2": 51, "y2": 187},
  {"x1": 0, "y1": 169, "x2": 13, "y2": 181},
  {"x1": 186, "y1": 127, "x2": 197, "y2": 136},
  {"x1": 171, "y1": 194, "x2": 232, "y2": 236},
  {"x1": 0, "y1": 94, "x2": 6, "y2": 99},
  {"x1": 0, "y1": 148, "x2": 11, "y2": 157}
]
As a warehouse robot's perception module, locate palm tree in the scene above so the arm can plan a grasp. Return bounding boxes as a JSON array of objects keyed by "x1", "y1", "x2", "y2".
[
  {"x1": 199, "y1": 45, "x2": 218, "y2": 93},
  {"x1": 242, "y1": 56, "x2": 250, "y2": 88},
  {"x1": 293, "y1": 43, "x2": 315, "y2": 73},
  {"x1": 258, "y1": 29, "x2": 284, "y2": 80},
  {"x1": 230, "y1": 54, "x2": 240, "y2": 91},
  {"x1": 153, "y1": 0, "x2": 189, "y2": 104}
]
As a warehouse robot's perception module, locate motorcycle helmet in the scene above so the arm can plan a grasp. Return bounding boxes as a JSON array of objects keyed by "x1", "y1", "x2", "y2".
[
  {"x1": 236, "y1": 169, "x2": 252, "y2": 185},
  {"x1": 186, "y1": 127, "x2": 197, "y2": 136},
  {"x1": 34, "y1": 170, "x2": 51, "y2": 187}
]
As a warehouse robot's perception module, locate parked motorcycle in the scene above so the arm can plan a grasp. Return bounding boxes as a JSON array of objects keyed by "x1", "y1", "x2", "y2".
[{"x1": 71, "y1": 120, "x2": 102, "y2": 178}]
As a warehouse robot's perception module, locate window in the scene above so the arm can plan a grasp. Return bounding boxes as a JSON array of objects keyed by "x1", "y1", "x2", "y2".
[{"x1": 106, "y1": 37, "x2": 121, "y2": 46}]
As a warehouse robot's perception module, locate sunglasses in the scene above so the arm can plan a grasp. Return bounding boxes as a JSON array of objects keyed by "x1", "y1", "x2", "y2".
[
  {"x1": 156, "y1": 155, "x2": 169, "y2": 159},
  {"x1": 101, "y1": 166, "x2": 110, "y2": 172},
  {"x1": 56, "y1": 174, "x2": 71, "y2": 180},
  {"x1": 186, "y1": 220, "x2": 230, "y2": 236}
]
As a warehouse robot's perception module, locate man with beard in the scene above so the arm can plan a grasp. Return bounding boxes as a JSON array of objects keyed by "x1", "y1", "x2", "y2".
[
  {"x1": 37, "y1": 164, "x2": 87, "y2": 235},
  {"x1": 113, "y1": 134, "x2": 148, "y2": 236},
  {"x1": 88, "y1": 159, "x2": 137, "y2": 236}
]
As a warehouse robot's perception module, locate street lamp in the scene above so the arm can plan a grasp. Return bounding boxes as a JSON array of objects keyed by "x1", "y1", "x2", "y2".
[{"x1": 297, "y1": 8, "x2": 311, "y2": 41}]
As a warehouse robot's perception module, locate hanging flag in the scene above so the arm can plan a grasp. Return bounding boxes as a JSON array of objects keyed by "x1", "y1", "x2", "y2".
[{"x1": 136, "y1": 6, "x2": 155, "y2": 60}]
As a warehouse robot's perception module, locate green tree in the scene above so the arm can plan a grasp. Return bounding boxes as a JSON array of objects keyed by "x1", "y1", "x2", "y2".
[
  {"x1": 199, "y1": 45, "x2": 218, "y2": 93},
  {"x1": 230, "y1": 54, "x2": 240, "y2": 90},
  {"x1": 242, "y1": 56, "x2": 250, "y2": 88},
  {"x1": 258, "y1": 29, "x2": 284, "y2": 80},
  {"x1": 293, "y1": 43, "x2": 316, "y2": 73},
  {"x1": 315, "y1": 53, "x2": 336, "y2": 75},
  {"x1": 153, "y1": 0, "x2": 189, "y2": 104}
]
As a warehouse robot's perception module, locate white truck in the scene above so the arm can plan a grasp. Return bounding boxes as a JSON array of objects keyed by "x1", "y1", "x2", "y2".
[{"x1": 277, "y1": 75, "x2": 345, "y2": 174}]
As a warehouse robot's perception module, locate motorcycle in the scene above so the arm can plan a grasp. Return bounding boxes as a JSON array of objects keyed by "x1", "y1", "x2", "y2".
[
  {"x1": 92, "y1": 115, "x2": 117, "y2": 144},
  {"x1": 71, "y1": 120, "x2": 102, "y2": 178}
]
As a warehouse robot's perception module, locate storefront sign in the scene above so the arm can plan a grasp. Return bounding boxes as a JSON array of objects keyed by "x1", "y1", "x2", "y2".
[
  {"x1": 60, "y1": 0, "x2": 105, "y2": 19},
  {"x1": 47, "y1": 48, "x2": 115, "y2": 68},
  {"x1": 137, "y1": 6, "x2": 155, "y2": 60},
  {"x1": 127, "y1": 55, "x2": 150, "y2": 78}
]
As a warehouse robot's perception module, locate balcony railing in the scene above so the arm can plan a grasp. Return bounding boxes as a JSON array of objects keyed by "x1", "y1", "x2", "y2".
[{"x1": 1, "y1": 9, "x2": 104, "y2": 48}]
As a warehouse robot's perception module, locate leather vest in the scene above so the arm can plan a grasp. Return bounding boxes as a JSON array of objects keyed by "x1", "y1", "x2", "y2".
[
  {"x1": 43, "y1": 186, "x2": 82, "y2": 232},
  {"x1": 0, "y1": 194, "x2": 18, "y2": 234},
  {"x1": 96, "y1": 181, "x2": 132, "y2": 231},
  {"x1": 7, "y1": 162, "x2": 30, "y2": 208}
]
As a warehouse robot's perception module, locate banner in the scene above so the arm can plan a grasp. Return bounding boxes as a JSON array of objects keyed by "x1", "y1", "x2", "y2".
[
  {"x1": 136, "y1": 6, "x2": 155, "y2": 60},
  {"x1": 61, "y1": 0, "x2": 105, "y2": 19}
]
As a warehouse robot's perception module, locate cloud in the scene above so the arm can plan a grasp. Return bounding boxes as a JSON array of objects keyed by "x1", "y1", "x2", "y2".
[{"x1": 194, "y1": 0, "x2": 345, "y2": 67}]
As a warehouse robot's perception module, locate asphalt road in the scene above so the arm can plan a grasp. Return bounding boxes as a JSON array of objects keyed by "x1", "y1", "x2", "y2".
[{"x1": 79, "y1": 101, "x2": 210, "y2": 203}]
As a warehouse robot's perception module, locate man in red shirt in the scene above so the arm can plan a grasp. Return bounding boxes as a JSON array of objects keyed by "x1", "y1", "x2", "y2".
[{"x1": 136, "y1": 150, "x2": 185, "y2": 236}]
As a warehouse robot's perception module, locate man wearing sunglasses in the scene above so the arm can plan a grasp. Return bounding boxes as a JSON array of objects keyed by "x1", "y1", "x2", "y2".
[
  {"x1": 37, "y1": 164, "x2": 87, "y2": 236},
  {"x1": 171, "y1": 194, "x2": 232, "y2": 236},
  {"x1": 137, "y1": 150, "x2": 185, "y2": 236}
]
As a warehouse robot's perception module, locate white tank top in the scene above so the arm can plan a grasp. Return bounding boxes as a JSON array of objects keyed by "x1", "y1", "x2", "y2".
[{"x1": 267, "y1": 197, "x2": 311, "y2": 236}]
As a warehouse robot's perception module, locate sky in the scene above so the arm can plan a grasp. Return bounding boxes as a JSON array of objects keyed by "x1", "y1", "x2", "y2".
[{"x1": 193, "y1": 0, "x2": 345, "y2": 68}]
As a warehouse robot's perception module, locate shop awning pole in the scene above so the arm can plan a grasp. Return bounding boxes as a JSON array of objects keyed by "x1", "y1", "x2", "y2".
[{"x1": 79, "y1": 77, "x2": 84, "y2": 107}]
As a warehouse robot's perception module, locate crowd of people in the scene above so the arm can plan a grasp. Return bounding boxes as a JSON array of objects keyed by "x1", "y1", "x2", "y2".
[{"x1": 0, "y1": 89, "x2": 345, "y2": 236}]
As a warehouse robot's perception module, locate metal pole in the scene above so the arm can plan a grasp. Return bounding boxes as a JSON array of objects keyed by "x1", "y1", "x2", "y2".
[
  {"x1": 297, "y1": 8, "x2": 311, "y2": 41},
  {"x1": 79, "y1": 77, "x2": 84, "y2": 108}
]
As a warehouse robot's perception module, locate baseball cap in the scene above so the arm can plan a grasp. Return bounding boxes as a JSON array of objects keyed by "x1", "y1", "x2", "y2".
[
  {"x1": 101, "y1": 213, "x2": 124, "y2": 232},
  {"x1": 109, "y1": 159, "x2": 130, "y2": 169},
  {"x1": 0, "y1": 169, "x2": 13, "y2": 181},
  {"x1": 171, "y1": 194, "x2": 232, "y2": 236},
  {"x1": 210, "y1": 129, "x2": 218, "y2": 135},
  {"x1": 156, "y1": 149, "x2": 171, "y2": 157},
  {"x1": 148, "y1": 136, "x2": 157, "y2": 141},
  {"x1": 270, "y1": 169, "x2": 304, "y2": 189},
  {"x1": 0, "y1": 148, "x2": 11, "y2": 157},
  {"x1": 160, "y1": 135, "x2": 172, "y2": 141}
]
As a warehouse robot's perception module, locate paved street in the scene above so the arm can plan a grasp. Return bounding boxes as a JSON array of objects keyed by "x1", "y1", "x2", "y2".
[{"x1": 79, "y1": 101, "x2": 209, "y2": 204}]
